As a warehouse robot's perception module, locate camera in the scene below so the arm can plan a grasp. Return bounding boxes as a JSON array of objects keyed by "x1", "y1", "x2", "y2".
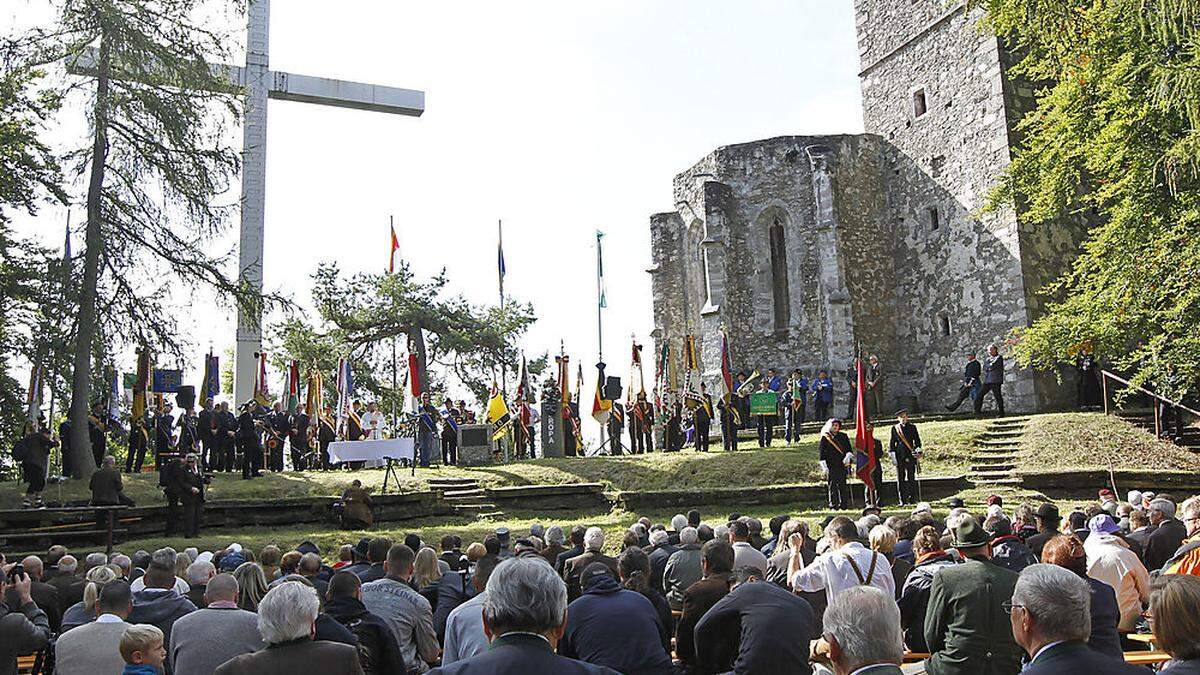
[{"x1": 8, "y1": 564, "x2": 26, "y2": 582}]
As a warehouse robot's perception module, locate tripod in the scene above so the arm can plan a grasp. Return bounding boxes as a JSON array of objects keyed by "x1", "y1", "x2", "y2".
[{"x1": 381, "y1": 456, "x2": 403, "y2": 494}]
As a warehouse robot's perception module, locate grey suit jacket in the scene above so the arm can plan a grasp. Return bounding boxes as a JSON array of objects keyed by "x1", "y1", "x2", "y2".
[{"x1": 55, "y1": 618, "x2": 131, "y2": 675}]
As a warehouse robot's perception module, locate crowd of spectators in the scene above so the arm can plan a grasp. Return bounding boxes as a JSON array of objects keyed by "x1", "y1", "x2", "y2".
[{"x1": 2, "y1": 489, "x2": 1200, "y2": 673}]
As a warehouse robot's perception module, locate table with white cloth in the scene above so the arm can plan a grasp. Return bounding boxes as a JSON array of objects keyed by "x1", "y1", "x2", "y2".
[{"x1": 328, "y1": 437, "x2": 416, "y2": 464}]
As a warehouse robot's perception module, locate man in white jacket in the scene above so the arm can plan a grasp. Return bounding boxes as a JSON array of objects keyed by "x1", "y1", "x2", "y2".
[{"x1": 1083, "y1": 514, "x2": 1150, "y2": 631}]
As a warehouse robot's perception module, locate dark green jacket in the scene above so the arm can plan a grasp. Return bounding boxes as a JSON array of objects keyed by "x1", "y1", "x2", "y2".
[{"x1": 923, "y1": 556, "x2": 1022, "y2": 675}]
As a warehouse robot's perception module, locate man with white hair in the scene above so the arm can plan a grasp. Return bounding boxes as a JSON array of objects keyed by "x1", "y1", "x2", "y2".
[
  {"x1": 663, "y1": 527, "x2": 703, "y2": 610},
  {"x1": 669, "y1": 514, "x2": 688, "y2": 544},
  {"x1": 1008, "y1": 564, "x2": 1144, "y2": 674},
  {"x1": 539, "y1": 527, "x2": 566, "y2": 568},
  {"x1": 1161, "y1": 495, "x2": 1200, "y2": 575},
  {"x1": 562, "y1": 527, "x2": 619, "y2": 602},
  {"x1": 214, "y1": 582, "x2": 360, "y2": 675},
  {"x1": 1144, "y1": 497, "x2": 1188, "y2": 571},
  {"x1": 46, "y1": 555, "x2": 83, "y2": 612},
  {"x1": 823, "y1": 585, "x2": 904, "y2": 675},
  {"x1": 646, "y1": 529, "x2": 677, "y2": 592},
  {"x1": 429, "y1": 558, "x2": 619, "y2": 674}
]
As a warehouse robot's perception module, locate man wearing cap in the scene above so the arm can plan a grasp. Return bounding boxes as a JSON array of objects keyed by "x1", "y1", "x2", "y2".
[
  {"x1": 1082, "y1": 514, "x2": 1150, "y2": 632},
  {"x1": 923, "y1": 518, "x2": 1023, "y2": 675},
  {"x1": 889, "y1": 409, "x2": 922, "y2": 505},
  {"x1": 559, "y1": 563, "x2": 672, "y2": 675},
  {"x1": 1025, "y1": 503, "x2": 1061, "y2": 560},
  {"x1": 494, "y1": 528, "x2": 513, "y2": 560},
  {"x1": 1144, "y1": 497, "x2": 1188, "y2": 571}
]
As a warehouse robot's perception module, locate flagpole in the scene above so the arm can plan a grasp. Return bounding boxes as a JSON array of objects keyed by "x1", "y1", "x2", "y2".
[
  {"x1": 390, "y1": 215, "x2": 398, "y2": 440},
  {"x1": 498, "y1": 219, "x2": 509, "y2": 461},
  {"x1": 596, "y1": 230, "x2": 605, "y2": 455}
]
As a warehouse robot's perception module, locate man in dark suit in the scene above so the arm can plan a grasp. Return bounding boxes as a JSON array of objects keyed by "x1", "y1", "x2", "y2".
[
  {"x1": 215, "y1": 402, "x2": 238, "y2": 472},
  {"x1": 215, "y1": 582, "x2": 363, "y2": 675},
  {"x1": 197, "y1": 399, "x2": 215, "y2": 471},
  {"x1": 946, "y1": 352, "x2": 982, "y2": 412},
  {"x1": 155, "y1": 402, "x2": 176, "y2": 462},
  {"x1": 974, "y1": 345, "x2": 1005, "y2": 415},
  {"x1": 237, "y1": 402, "x2": 265, "y2": 479},
  {"x1": 675, "y1": 539, "x2": 734, "y2": 671},
  {"x1": 1010, "y1": 564, "x2": 1144, "y2": 675},
  {"x1": 694, "y1": 565, "x2": 815, "y2": 675},
  {"x1": 694, "y1": 384, "x2": 713, "y2": 452},
  {"x1": 606, "y1": 402, "x2": 624, "y2": 455},
  {"x1": 1026, "y1": 503, "x2": 1061, "y2": 560},
  {"x1": 4, "y1": 555, "x2": 61, "y2": 632},
  {"x1": 889, "y1": 410, "x2": 922, "y2": 505},
  {"x1": 1145, "y1": 497, "x2": 1188, "y2": 571},
  {"x1": 562, "y1": 528, "x2": 619, "y2": 602},
  {"x1": 819, "y1": 419, "x2": 852, "y2": 509},
  {"x1": 555, "y1": 527, "x2": 587, "y2": 576},
  {"x1": 90, "y1": 455, "x2": 135, "y2": 507},
  {"x1": 289, "y1": 410, "x2": 311, "y2": 471},
  {"x1": 427, "y1": 557, "x2": 619, "y2": 675}
]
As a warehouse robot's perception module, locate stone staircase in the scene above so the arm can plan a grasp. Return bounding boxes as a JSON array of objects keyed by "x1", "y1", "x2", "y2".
[
  {"x1": 428, "y1": 477, "x2": 506, "y2": 520},
  {"x1": 968, "y1": 416, "x2": 1031, "y2": 487},
  {"x1": 1116, "y1": 410, "x2": 1200, "y2": 453}
]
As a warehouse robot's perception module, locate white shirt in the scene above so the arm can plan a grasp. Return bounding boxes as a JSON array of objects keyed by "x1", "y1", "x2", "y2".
[
  {"x1": 1084, "y1": 533, "x2": 1151, "y2": 630},
  {"x1": 442, "y1": 591, "x2": 489, "y2": 665},
  {"x1": 791, "y1": 541, "x2": 895, "y2": 601},
  {"x1": 360, "y1": 411, "x2": 386, "y2": 440},
  {"x1": 95, "y1": 613, "x2": 125, "y2": 623},
  {"x1": 130, "y1": 575, "x2": 190, "y2": 594}
]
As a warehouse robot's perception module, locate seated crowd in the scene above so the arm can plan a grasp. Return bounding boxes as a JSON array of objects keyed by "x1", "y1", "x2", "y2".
[{"x1": 3, "y1": 490, "x2": 1200, "y2": 674}]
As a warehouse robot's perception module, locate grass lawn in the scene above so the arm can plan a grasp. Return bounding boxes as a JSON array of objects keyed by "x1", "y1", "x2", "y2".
[
  {"x1": 1017, "y1": 412, "x2": 1200, "y2": 473},
  {"x1": 0, "y1": 416, "x2": 988, "y2": 508}
]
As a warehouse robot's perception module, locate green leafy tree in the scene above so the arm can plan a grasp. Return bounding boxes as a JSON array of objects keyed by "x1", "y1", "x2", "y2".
[
  {"x1": 979, "y1": 0, "x2": 1200, "y2": 398},
  {"x1": 0, "y1": 58, "x2": 66, "y2": 450},
  {"x1": 53, "y1": 0, "x2": 263, "y2": 477},
  {"x1": 272, "y1": 261, "x2": 537, "y2": 415}
]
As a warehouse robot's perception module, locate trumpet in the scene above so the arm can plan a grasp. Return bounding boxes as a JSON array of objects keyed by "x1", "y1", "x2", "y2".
[{"x1": 735, "y1": 370, "x2": 761, "y2": 396}]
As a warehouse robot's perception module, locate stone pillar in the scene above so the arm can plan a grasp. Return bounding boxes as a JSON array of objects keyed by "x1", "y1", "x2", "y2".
[
  {"x1": 806, "y1": 145, "x2": 856, "y2": 369},
  {"x1": 234, "y1": 0, "x2": 270, "y2": 405}
]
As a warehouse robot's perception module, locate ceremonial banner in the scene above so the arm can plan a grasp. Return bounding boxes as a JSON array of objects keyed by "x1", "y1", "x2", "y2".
[
  {"x1": 132, "y1": 348, "x2": 151, "y2": 423},
  {"x1": 854, "y1": 358, "x2": 876, "y2": 490},
  {"x1": 199, "y1": 353, "x2": 219, "y2": 407},
  {"x1": 286, "y1": 361, "x2": 301, "y2": 413},
  {"x1": 108, "y1": 371, "x2": 122, "y2": 425},
  {"x1": 151, "y1": 369, "x2": 183, "y2": 393},
  {"x1": 592, "y1": 361, "x2": 611, "y2": 424},
  {"x1": 486, "y1": 387, "x2": 513, "y2": 441},
  {"x1": 25, "y1": 363, "x2": 42, "y2": 425},
  {"x1": 335, "y1": 358, "x2": 354, "y2": 427},
  {"x1": 682, "y1": 335, "x2": 702, "y2": 410},
  {"x1": 253, "y1": 352, "x2": 270, "y2": 405},
  {"x1": 749, "y1": 391, "x2": 778, "y2": 416},
  {"x1": 389, "y1": 224, "x2": 401, "y2": 274},
  {"x1": 305, "y1": 368, "x2": 322, "y2": 417}
]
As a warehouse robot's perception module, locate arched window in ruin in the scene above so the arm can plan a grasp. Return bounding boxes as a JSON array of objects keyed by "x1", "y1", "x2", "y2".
[{"x1": 768, "y1": 216, "x2": 790, "y2": 330}]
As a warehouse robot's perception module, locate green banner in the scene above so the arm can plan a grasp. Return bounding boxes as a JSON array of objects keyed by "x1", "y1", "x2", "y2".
[{"x1": 750, "y1": 391, "x2": 778, "y2": 416}]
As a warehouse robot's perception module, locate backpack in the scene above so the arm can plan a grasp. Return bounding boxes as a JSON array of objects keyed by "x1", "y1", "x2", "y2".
[{"x1": 12, "y1": 436, "x2": 28, "y2": 463}]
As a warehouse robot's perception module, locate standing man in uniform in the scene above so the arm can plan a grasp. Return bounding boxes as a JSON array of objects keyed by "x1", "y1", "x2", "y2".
[
  {"x1": 717, "y1": 390, "x2": 739, "y2": 452},
  {"x1": 154, "y1": 402, "x2": 176, "y2": 471},
  {"x1": 441, "y1": 400, "x2": 460, "y2": 465},
  {"x1": 17, "y1": 418, "x2": 56, "y2": 508},
  {"x1": 266, "y1": 402, "x2": 291, "y2": 471},
  {"x1": 974, "y1": 345, "x2": 1006, "y2": 416},
  {"x1": 174, "y1": 453, "x2": 205, "y2": 538},
  {"x1": 811, "y1": 370, "x2": 833, "y2": 421},
  {"x1": 216, "y1": 401, "x2": 238, "y2": 473},
  {"x1": 694, "y1": 383, "x2": 713, "y2": 453},
  {"x1": 866, "y1": 355, "x2": 883, "y2": 418},
  {"x1": 197, "y1": 399, "x2": 215, "y2": 471},
  {"x1": 606, "y1": 401, "x2": 625, "y2": 455},
  {"x1": 289, "y1": 407, "x2": 311, "y2": 471},
  {"x1": 176, "y1": 403, "x2": 200, "y2": 459},
  {"x1": 946, "y1": 352, "x2": 982, "y2": 412},
  {"x1": 416, "y1": 392, "x2": 440, "y2": 467},
  {"x1": 889, "y1": 409, "x2": 922, "y2": 505},
  {"x1": 238, "y1": 402, "x2": 265, "y2": 479},
  {"x1": 844, "y1": 363, "x2": 858, "y2": 420},
  {"x1": 755, "y1": 379, "x2": 775, "y2": 448},
  {"x1": 126, "y1": 407, "x2": 152, "y2": 473},
  {"x1": 819, "y1": 419, "x2": 852, "y2": 510},
  {"x1": 629, "y1": 392, "x2": 653, "y2": 454},
  {"x1": 317, "y1": 405, "x2": 338, "y2": 470},
  {"x1": 786, "y1": 369, "x2": 808, "y2": 442},
  {"x1": 88, "y1": 401, "x2": 108, "y2": 468}
]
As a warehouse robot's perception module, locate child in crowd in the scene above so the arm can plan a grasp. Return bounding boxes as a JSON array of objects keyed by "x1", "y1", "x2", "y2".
[{"x1": 120, "y1": 624, "x2": 166, "y2": 675}]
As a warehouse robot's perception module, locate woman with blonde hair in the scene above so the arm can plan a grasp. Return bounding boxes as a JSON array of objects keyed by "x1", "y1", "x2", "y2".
[
  {"x1": 232, "y1": 561, "x2": 269, "y2": 612},
  {"x1": 1149, "y1": 574, "x2": 1200, "y2": 673},
  {"x1": 61, "y1": 564, "x2": 120, "y2": 630},
  {"x1": 173, "y1": 551, "x2": 191, "y2": 580},
  {"x1": 413, "y1": 547, "x2": 443, "y2": 610}
]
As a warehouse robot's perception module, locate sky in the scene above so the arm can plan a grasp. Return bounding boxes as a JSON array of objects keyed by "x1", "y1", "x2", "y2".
[{"x1": 8, "y1": 0, "x2": 865, "y2": 436}]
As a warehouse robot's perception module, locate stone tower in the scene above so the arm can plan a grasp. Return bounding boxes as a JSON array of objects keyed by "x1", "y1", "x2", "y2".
[{"x1": 646, "y1": 2, "x2": 1084, "y2": 413}]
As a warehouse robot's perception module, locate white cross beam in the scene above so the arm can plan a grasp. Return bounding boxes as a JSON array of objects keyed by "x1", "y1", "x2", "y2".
[{"x1": 68, "y1": 0, "x2": 424, "y2": 405}]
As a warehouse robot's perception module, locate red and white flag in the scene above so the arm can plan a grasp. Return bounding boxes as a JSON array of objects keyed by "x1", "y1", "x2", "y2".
[{"x1": 389, "y1": 224, "x2": 401, "y2": 274}]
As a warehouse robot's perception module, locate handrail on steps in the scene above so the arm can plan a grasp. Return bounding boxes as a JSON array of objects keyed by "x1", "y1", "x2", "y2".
[{"x1": 1101, "y1": 369, "x2": 1200, "y2": 437}]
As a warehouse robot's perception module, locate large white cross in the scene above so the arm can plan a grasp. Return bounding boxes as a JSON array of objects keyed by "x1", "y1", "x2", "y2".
[{"x1": 69, "y1": 0, "x2": 424, "y2": 404}]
